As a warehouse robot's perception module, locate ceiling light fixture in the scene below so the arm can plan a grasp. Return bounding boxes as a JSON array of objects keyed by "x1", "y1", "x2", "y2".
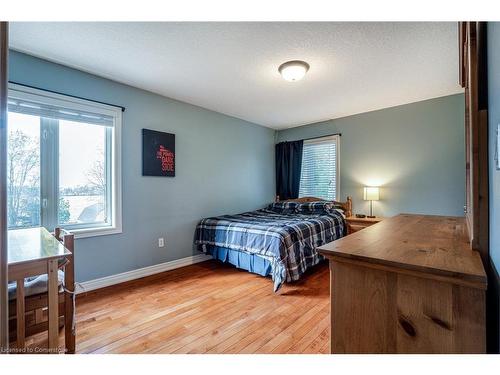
[{"x1": 278, "y1": 60, "x2": 310, "y2": 82}]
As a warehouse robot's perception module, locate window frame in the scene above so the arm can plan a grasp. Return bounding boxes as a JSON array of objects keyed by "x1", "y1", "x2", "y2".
[
  {"x1": 299, "y1": 134, "x2": 340, "y2": 201},
  {"x1": 8, "y1": 83, "x2": 122, "y2": 238}
]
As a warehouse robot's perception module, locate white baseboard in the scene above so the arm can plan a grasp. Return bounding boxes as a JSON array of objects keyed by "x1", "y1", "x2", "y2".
[{"x1": 76, "y1": 254, "x2": 212, "y2": 294}]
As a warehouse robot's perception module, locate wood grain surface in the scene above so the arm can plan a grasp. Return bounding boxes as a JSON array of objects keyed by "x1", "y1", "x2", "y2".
[{"x1": 319, "y1": 214, "x2": 487, "y2": 288}]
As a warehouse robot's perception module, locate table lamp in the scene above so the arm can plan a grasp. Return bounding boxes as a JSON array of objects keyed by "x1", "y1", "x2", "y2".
[{"x1": 363, "y1": 186, "x2": 380, "y2": 218}]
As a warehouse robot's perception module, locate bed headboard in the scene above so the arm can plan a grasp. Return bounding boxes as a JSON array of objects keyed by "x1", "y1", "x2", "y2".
[{"x1": 275, "y1": 195, "x2": 353, "y2": 218}]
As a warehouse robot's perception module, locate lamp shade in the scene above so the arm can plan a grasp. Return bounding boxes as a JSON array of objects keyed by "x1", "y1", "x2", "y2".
[{"x1": 363, "y1": 186, "x2": 380, "y2": 201}]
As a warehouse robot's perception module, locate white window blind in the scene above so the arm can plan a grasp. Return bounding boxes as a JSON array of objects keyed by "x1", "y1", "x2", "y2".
[
  {"x1": 299, "y1": 135, "x2": 339, "y2": 201},
  {"x1": 8, "y1": 86, "x2": 116, "y2": 127}
]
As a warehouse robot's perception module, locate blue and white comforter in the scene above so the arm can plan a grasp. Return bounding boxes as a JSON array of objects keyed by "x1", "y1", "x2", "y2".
[{"x1": 194, "y1": 205, "x2": 346, "y2": 291}]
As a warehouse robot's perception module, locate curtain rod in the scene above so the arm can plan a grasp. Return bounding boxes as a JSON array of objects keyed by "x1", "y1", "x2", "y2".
[
  {"x1": 8, "y1": 81, "x2": 126, "y2": 112},
  {"x1": 302, "y1": 133, "x2": 341, "y2": 141},
  {"x1": 277, "y1": 133, "x2": 341, "y2": 143}
]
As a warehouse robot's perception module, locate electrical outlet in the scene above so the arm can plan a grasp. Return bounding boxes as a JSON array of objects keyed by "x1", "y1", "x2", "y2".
[{"x1": 158, "y1": 238, "x2": 165, "y2": 248}]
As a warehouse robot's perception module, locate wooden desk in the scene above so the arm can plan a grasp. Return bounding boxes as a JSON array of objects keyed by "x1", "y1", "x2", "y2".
[
  {"x1": 8, "y1": 227, "x2": 71, "y2": 353},
  {"x1": 318, "y1": 214, "x2": 487, "y2": 353}
]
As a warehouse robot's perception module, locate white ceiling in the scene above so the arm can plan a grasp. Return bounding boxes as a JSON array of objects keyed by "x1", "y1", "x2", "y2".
[{"x1": 9, "y1": 22, "x2": 463, "y2": 129}]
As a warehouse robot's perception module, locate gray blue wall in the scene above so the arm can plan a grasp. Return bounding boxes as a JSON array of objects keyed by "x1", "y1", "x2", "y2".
[
  {"x1": 488, "y1": 22, "x2": 500, "y2": 291},
  {"x1": 9, "y1": 51, "x2": 276, "y2": 282},
  {"x1": 277, "y1": 94, "x2": 465, "y2": 217},
  {"x1": 487, "y1": 22, "x2": 500, "y2": 352}
]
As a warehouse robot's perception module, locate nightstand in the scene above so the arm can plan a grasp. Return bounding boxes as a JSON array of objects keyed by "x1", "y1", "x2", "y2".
[{"x1": 345, "y1": 216, "x2": 383, "y2": 234}]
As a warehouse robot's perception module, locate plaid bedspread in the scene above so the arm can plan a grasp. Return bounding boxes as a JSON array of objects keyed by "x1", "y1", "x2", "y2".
[{"x1": 194, "y1": 208, "x2": 346, "y2": 291}]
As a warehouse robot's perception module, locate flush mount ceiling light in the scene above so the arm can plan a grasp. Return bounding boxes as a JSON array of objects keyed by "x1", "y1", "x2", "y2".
[{"x1": 278, "y1": 60, "x2": 310, "y2": 82}]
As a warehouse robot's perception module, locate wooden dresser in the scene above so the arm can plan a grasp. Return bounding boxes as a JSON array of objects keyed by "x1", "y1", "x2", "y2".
[{"x1": 318, "y1": 214, "x2": 487, "y2": 353}]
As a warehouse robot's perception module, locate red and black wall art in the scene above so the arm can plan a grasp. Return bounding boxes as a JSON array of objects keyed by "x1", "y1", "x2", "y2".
[{"x1": 142, "y1": 128, "x2": 175, "y2": 177}]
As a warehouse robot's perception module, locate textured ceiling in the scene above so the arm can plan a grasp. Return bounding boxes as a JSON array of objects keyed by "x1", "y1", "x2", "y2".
[{"x1": 9, "y1": 22, "x2": 463, "y2": 129}]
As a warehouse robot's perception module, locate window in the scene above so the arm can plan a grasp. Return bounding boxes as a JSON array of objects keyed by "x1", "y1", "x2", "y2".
[
  {"x1": 7, "y1": 83, "x2": 122, "y2": 238},
  {"x1": 299, "y1": 135, "x2": 339, "y2": 201}
]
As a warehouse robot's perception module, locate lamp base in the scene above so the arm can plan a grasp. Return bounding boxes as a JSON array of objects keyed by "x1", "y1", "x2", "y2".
[{"x1": 367, "y1": 215, "x2": 376, "y2": 218}]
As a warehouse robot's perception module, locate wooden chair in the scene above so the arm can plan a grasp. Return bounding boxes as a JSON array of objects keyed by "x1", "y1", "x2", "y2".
[{"x1": 8, "y1": 228, "x2": 75, "y2": 353}]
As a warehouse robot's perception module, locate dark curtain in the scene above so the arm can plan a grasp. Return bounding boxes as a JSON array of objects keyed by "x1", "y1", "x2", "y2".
[{"x1": 275, "y1": 140, "x2": 304, "y2": 200}]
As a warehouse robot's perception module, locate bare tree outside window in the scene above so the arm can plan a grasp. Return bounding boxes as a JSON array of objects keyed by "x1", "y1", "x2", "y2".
[
  {"x1": 7, "y1": 117, "x2": 71, "y2": 229},
  {"x1": 85, "y1": 148, "x2": 106, "y2": 194},
  {"x1": 7, "y1": 129, "x2": 40, "y2": 228}
]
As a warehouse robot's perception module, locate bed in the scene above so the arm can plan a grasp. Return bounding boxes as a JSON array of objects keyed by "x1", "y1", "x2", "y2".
[{"x1": 194, "y1": 196, "x2": 352, "y2": 291}]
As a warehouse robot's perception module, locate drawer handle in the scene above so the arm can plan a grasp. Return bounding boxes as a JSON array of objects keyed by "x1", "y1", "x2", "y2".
[{"x1": 398, "y1": 315, "x2": 416, "y2": 337}]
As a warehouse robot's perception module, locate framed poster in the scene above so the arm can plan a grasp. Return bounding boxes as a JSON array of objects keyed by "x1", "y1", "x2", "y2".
[{"x1": 142, "y1": 128, "x2": 175, "y2": 177}]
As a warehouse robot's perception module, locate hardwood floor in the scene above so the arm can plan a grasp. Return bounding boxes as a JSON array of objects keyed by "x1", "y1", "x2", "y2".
[{"x1": 25, "y1": 260, "x2": 331, "y2": 354}]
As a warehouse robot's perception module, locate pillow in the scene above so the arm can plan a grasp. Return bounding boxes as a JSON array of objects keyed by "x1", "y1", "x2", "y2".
[
  {"x1": 295, "y1": 201, "x2": 333, "y2": 213},
  {"x1": 267, "y1": 201, "x2": 300, "y2": 214},
  {"x1": 8, "y1": 270, "x2": 65, "y2": 300},
  {"x1": 267, "y1": 200, "x2": 344, "y2": 215},
  {"x1": 296, "y1": 201, "x2": 346, "y2": 215}
]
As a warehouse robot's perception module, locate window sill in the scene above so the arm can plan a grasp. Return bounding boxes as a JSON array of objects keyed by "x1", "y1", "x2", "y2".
[{"x1": 67, "y1": 226, "x2": 122, "y2": 239}]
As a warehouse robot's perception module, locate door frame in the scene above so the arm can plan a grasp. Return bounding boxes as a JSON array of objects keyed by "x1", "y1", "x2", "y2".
[
  {"x1": 0, "y1": 21, "x2": 8, "y2": 351},
  {"x1": 460, "y1": 21, "x2": 498, "y2": 353}
]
